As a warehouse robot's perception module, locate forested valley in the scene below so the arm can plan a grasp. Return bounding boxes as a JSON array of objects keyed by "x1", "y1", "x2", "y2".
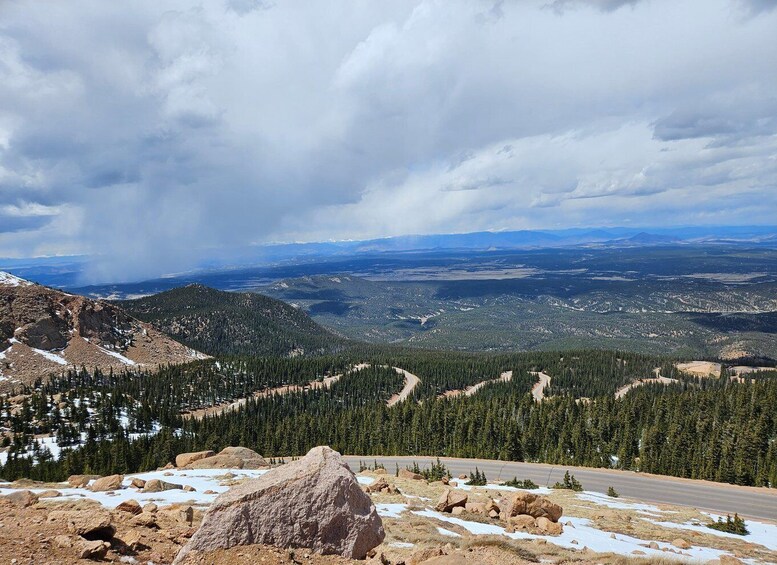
[{"x1": 1, "y1": 348, "x2": 775, "y2": 490}]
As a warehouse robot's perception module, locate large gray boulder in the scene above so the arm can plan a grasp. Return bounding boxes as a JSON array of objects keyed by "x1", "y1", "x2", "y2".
[{"x1": 173, "y1": 446, "x2": 384, "y2": 563}]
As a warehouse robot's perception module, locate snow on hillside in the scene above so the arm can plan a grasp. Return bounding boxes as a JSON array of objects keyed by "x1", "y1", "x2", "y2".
[{"x1": 0, "y1": 271, "x2": 33, "y2": 286}]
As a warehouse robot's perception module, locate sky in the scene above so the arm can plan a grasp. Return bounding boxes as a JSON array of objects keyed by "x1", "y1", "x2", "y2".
[{"x1": 0, "y1": 0, "x2": 776, "y2": 281}]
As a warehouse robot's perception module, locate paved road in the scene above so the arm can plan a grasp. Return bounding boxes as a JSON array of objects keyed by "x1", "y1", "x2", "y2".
[{"x1": 343, "y1": 455, "x2": 777, "y2": 522}]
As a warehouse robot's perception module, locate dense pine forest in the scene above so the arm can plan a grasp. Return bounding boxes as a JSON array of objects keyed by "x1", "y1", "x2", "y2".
[{"x1": 1, "y1": 348, "x2": 775, "y2": 488}]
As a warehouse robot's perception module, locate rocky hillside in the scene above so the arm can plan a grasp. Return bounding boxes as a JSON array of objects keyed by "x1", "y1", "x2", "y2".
[
  {"x1": 0, "y1": 445, "x2": 772, "y2": 564},
  {"x1": 0, "y1": 272, "x2": 207, "y2": 389},
  {"x1": 120, "y1": 284, "x2": 346, "y2": 357}
]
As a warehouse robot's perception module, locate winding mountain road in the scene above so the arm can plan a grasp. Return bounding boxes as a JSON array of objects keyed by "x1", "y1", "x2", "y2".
[
  {"x1": 530, "y1": 371, "x2": 551, "y2": 401},
  {"x1": 386, "y1": 367, "x2": 420, "y2": 406},
  {"x1": 342, "y1": 455, "x2": 777, "y2": 522}
]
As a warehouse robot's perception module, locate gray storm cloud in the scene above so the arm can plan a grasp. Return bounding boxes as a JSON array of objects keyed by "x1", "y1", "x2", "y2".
[{"x1": 0, "y1": 0, "x2": 775, "y2": 282}]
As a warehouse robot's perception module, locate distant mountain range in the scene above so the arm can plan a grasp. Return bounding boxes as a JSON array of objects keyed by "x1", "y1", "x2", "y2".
[{"x1": 1, "y1": 225, "x2": 775, "y2": 291}]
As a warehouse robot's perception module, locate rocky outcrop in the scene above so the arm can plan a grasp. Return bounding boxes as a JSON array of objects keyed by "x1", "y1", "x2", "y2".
[
  {"x1": 435, "y1": 489, "x2": 468, "y2": 513},
  {"x1": 48, "y1": 509, "x2": 116, "y2": 540},
  {"x1": 0, "y1": 273, "x2": 207, "y2": 388},
  {"x1": 399, "y1": 469, "x2": 424, "y2": 480},
  {"x1": 116, "y1": 499, "x2": 143, "y2": 515},
  {"x1": 173, "y1": 446, "x2": 384, "y2": 563},
  {"x1": 3, "y1": 489, "x2": 38, "y2": 507},
  {"x1": 500, "y1": 491, "x2": 563, "y2": 522},
  {"x1": 90, "y1": 474, "x2": 124, "y2": 492},
  {"x1": 365, "y1": 476, "x2": 400, "y2": 495},
  {"x1": 68, "y1": 474, "x2": 100, "y2": 488},
  {"x1": 175, "y1": 450, "x2": 215, "y2": 468},
  {"x1": 182, "y1": 446, "x2": 268, "y2": 470},
  {"x1": 142, "y1": 479, "x2": 183, "y2": 493}
]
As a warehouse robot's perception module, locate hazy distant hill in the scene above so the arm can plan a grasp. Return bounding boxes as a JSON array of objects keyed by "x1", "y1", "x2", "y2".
[{"x1": 120, "y1": 284, "x2": 345, "y2": 357}]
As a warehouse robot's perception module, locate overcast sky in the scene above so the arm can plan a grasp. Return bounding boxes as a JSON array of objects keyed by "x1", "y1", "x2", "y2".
[{"x1": 1, "y1": 0, "x2": 776, "y2": 280}]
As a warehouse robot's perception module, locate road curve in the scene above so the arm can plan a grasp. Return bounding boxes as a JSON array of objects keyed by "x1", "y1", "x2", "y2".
[
  {"x1": 342, "y1": 455, "x2": 777, "y2": 522},
  {"x1": 386, "y1": 367, "x2": 420, "y2": 407},
  {"x1": 530, "y1": 371, "x2": 551, "y2": 402}
]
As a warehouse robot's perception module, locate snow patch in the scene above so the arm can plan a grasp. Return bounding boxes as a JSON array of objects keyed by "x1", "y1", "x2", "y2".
[
  {"x1": 0, "y1": 468, "x2": 269, "y2": 508},
  {"x1": 437, "y1": 527, "x2": 461, "y2": 537},
  {"x1": 577, "y1": 491, "x2": 666, "y2": 513},
  {"x1": 98, "y1": 346, "x2": 138, "y2": 366},
  {"x1": 412, "y1": 510, "x2": 728, "y2": 562},
  {"x1": 31, "y1": 347, "x2": 69, "y2": 365},
  {"x1": 0, "y1": 271, "x2": 33, "y2": 286},
  {"x1": 455, "y1": 482, "x2": 552, "y2": 495},
  {"x1": 375, "y1": 503, "x2": 408, "y2": 518},
  {"x1": 645, "y1": 514, "x2": 777, "y2": 552}
]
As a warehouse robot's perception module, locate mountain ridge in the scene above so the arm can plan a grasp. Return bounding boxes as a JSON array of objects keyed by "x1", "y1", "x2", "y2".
[
  {"x1": 119, "y1": 284, "x2": 346, "y2": 357},
  {"x1": 0, "y1": 271, "x2": 207, "y2": 389}
]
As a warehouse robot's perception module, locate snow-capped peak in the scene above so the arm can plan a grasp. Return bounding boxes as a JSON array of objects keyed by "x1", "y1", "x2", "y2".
[{"x1": 0, "y1": 271, "x2": 33, "y2": 287}]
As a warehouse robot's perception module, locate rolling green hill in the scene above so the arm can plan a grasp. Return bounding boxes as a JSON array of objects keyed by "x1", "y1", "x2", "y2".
[{"x1": 120, "y1": 284, "x2": 346, "y2": 356}]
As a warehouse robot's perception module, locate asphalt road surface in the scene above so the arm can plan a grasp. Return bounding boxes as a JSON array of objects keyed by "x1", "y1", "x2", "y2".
[{"x1": 342, "y1": 455, "x2": 777, "y2": 522}]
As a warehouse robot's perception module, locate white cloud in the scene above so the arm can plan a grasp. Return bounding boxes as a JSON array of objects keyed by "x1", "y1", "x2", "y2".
[{"x1": 0, "y1": 0, "x2": 775, "y2": 280}]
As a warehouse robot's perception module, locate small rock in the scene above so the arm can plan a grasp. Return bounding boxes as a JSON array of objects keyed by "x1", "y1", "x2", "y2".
[
  {"x1": 116, "y1": 499, "x2": 143, "y2": 515},
  {"x1": 451, "y1": 506, "x2": 465, "y2": 516},
  {"x1": 409, "y1": 547, "x2": 443, "y2": 564},
  {"x1": 535, "y1": 516, "x2": 563, "y2": 535},
  {"x1": 366, "y1": 477, "x2": 389, "y2": 494},
  {"x1": 435, "y1": 489, "x2": 468, "y2": 513},
  {"x1": 672, "y1": 538, "x2": 692, "y2": 550},
  {"x1": 183, "y1": 484, "x2": 196, "y2": 492},
  {"x1": 53, "y1": 535, "x2": 73, "y2": 548},
  {"x1": 120, "y1": 529, "x2": 144, "y2": 551},
  {"x1": 465, "y1": 502, "x2": 486, "y2": 514},
  {"x1": 142, "y1": 502, "x2": 158, "y2": 513},
  {"x1": 3, "y1": 490, "x2": 38, "y2": 507},
  {"x1": 76, "y1": 539, "x2": 110, "y2": 560},
  {"x1": 67, "y1": 474, "x2": 99, "y2": 488},
  {"x1": 91, "y1": 474, "x2": 124, "y2": 492},
  {"x1": 130, "y1": 478, "x2": 146, "y2": 489},
  {"x1": 132, "y1": 512, "x2": 157, "y2": 528},
  {"x1": 399, "y1": 469, "x2": 424, "y2": 480},
  {"x1": 37, "y1": 489, "x2": 61, "y2": 498},
  {"x1": 142, "y1": 479, "x2": 183, "y2": 493},
  {"x1": 509, "y1": 514, "x2": 535, "y2": 530}
]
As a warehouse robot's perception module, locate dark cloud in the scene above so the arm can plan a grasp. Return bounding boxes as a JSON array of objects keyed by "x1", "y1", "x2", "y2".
[
  {"x1": 738, "y1": 0, "x2": 777, "y2": 15},
  {"x1": 653, "y1": 93, "x2": 777, "y2": 143},
  {"x1": 0, "y1": 214, "x2": 53, "y2": 234},
  {"x1": 547, "y1": 0, "x2": 641, "y2": 13}
]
